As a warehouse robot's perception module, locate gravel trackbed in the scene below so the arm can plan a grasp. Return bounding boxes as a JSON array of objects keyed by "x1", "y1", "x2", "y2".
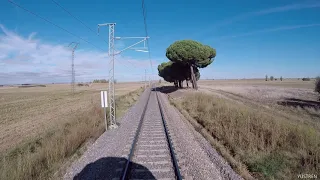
[{"x1": 64, "y1": 87, "x2": 241, "y2": 180}]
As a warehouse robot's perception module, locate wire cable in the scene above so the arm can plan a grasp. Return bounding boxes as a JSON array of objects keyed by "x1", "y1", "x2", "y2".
[
  {"x1": 51, "y1": 0, "x2": 140, "y2": 69},
  {"x1": 7, "y1": 0, "x2": 139, "y2": 70},
  {"x1": 50, "y1": 0, "x2": 109, "y2": 44},
  {"x1": 141, "y1": 0, "x2": 154, "y2": 74},
  {"x1": 7, "y1": 0, "x2": 104, "y2": 51}
]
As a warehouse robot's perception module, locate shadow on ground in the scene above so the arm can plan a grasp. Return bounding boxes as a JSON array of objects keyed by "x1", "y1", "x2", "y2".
[
  {"x1": 73, "y1": 157, "x2": 155, "y2": 180},
  {"x1": 277, "y1": 98, "x2": 320, "y2": 110},
  {"x1": 152, "y1": 85, "x2": 178, "y2": 94}
]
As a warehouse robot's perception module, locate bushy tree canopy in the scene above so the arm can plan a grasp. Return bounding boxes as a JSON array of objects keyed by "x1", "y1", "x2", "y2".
[
  {"x1": 166, "y1": 40, "x2": 216, "y2": 68},
  {"x1": 165, "y1": 40, "x2": 215, "y2": 89}
]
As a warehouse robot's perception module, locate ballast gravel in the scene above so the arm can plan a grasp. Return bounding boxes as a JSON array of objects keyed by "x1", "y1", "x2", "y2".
[
  {"x1": 64, "y1": 87, "x2": 242, "y2": 180},
  {"x1": 64, "y1": 89, "x2": 151, "y2": 180}
]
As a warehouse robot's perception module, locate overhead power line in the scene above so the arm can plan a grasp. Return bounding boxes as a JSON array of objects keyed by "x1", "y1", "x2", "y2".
[
  {"x1": 51, "y1": 0, "x2": 140, "y2": 70},
  {"x1": 7, "y1": 0, "x2": 104, "y2": 51},
  {"x1": 7, "y1": 0, "x2": 138, "y2": 70},
  {"x1": 50, "y1": 0, "x2": 109, "y2": 44},
  {"x1": 141, "y1": 0, "x2": 154, "y2": 74}
]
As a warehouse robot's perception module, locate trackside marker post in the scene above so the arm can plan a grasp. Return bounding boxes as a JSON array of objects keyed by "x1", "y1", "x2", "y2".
[{"x1": 101, "y1": 91, "x2": 108, "y2": 131}]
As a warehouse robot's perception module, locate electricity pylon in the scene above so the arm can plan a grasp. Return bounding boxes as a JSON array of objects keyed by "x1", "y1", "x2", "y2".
[
  {"x1": 98, "y1": 23, "x2": 149, "y2": 129},
  {"x1": 68, "y1": 42, "x2": 79, "y2": 95}
]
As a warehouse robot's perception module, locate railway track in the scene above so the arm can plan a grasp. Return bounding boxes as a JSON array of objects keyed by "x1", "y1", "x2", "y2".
[{"x1": 119, "y1": 86, "x2": 183, "y2": 180}]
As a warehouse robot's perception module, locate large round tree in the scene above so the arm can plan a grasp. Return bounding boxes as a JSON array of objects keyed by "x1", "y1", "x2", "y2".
[
  {"x1": 158, "y1": 61, "x2": 200, "y2": 88},
  {"x1": 166, "y1": 40, "x2": 216, "y2": 90}
]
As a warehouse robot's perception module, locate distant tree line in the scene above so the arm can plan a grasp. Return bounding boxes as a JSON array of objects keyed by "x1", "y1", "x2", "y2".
[
  {"x1": 92, "y1": 79, "x2": 108, "y2": 83},
  {"x1": 92, "y1": 79, "x2": 117, "y2": 83},
  {"x1": 265, "y1": 75, "x2": 283, "y2": 81},
  {"x1": 158, "y1": 40, "x2": 216, "y2": 89}
]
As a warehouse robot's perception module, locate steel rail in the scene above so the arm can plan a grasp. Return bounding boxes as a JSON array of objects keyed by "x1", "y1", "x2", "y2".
[
  {"x1": 155, "y1": 89, "x2": 183, "y2": 180},
  {"x1": 121, "y1": 88, "x2": 152, "y2": 180},
  {"x1": 121, "y1": 85, "x2": 182, "y2": 180}
]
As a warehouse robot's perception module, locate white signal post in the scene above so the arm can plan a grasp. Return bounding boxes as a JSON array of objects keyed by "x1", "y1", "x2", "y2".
[
  {"x1": 101, "y1": 91, "x2": 108, "y2": 131},
  {"x1": 98, "y1": 23, "x2": 149, "y2": 129}
]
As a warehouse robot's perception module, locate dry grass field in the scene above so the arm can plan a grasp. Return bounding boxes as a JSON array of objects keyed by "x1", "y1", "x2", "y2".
[
  {"x1": 198, "y1": 79, "x2": 320, "y2": 130},
  {"x1": 0, "y1": 82, "x2": 144, "y2": 153},
  {"x1": 168, "y1": 79, "x2": 320, "y2": 179},
  {"x1": 0, "y1": 82, "x2": 144, "y2": 180}
]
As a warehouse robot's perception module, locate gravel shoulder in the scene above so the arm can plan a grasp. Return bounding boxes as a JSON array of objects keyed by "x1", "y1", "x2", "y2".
[
  {"x1": 63, "y1": 89, "x2": 151, "y2": 179},
  {"x1": 158, "y1": 91, "x2": 242, "y2": 180}
]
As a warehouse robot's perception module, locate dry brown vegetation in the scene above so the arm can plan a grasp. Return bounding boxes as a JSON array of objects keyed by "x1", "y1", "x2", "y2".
[
  {"x1": 199, "y1": 79, "x2": 320, "y2": 130},
  {"x1": 168, "y1": 79, "x2": 320, "y2": 179},
  {"x1": 0, "y1": 82, "x2": 144, "y2": 180}
]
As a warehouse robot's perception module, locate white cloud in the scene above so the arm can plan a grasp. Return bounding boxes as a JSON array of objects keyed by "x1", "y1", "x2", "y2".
[{"x1": 0, "y1": 25, "x2": 160, "y2": 84}]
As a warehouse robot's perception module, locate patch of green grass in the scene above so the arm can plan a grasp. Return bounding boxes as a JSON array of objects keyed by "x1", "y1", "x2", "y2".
[{"x1": 247, "y1": 153, "x2": 286, "y2": 179}]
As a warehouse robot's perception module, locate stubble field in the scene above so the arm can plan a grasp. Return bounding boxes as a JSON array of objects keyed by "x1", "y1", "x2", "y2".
[
  {"x1": 0, "y1": 82, "x2": 144, "y2": 180},
  {"x1": 198, "y1": 79, "x2": 320, "y2": 129},
  {"x1": 168, "y1": 79, "x2": 319, "y2": 179}
]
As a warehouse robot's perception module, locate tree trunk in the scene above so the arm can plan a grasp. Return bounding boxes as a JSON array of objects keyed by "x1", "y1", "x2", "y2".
[
  {"x1": 190, "y1": 65, "x2": 195, "y2": 89},
  {"x1": 178, "y1": 80, "x2": 182, "y2": 88},
  {"x1": 186, "y1": 80, "x2": 189, "y2": 88},
  {"x1": 174, "y1": 81, "x2": 178, "y2": 87},
  {"x1": 193, "y1": 71, "x2": 198, "y2": 90},
  {"x1": 190, "y1": 65, "x2": 198, "y2": 90}
]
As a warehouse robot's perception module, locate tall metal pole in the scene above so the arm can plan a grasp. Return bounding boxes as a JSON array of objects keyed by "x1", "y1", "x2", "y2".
[
  {"x1": 68, "y1": 42, "x2": 79, "y2": 95},
  {"x1": 98, "y1": 23, "x2": 117, "y2": 129},
  {"x1": 72, "y1": 50, "x2": 75, "y2": 94},
  {"x1": 109, "y1": 23, "x2": 117, "y2": 129},
  {"x1": 98, "y1": 23, "x2": 149, "y2": 129}
]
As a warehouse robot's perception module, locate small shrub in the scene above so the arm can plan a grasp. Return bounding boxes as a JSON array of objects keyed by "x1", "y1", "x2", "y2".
[
  {"x1": 315, "y1": 77, "x2": 320, "y2": 98},
  {"x1": 280, "y1": 76, "x2": 283, "y2": 81},
  {"x1": 270, "y1": 76, "x2": 274, "y2": 81},
  {"x1": 265, "y1": 75, "x2": 268, "y2": 81}
]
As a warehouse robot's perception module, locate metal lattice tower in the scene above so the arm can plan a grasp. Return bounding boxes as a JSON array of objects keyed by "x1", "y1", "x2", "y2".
[
  {"x1": 98, "y1": 23, "x2": 117, "y2": 129},
  {"x1": 98, "y1": 22, "x2": 150, "y2": 129},
  {"x1": 68, "y1": 42, "x2": 79, "y2": 95},
  {"x1": 108, "y1": 23, "x2": 116, "y2": 128}
]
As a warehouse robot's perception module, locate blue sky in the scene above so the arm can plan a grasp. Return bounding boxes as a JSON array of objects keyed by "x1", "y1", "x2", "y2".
[{"x1": 0, "y1": 0, "x2": 319, "y2": 84}]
